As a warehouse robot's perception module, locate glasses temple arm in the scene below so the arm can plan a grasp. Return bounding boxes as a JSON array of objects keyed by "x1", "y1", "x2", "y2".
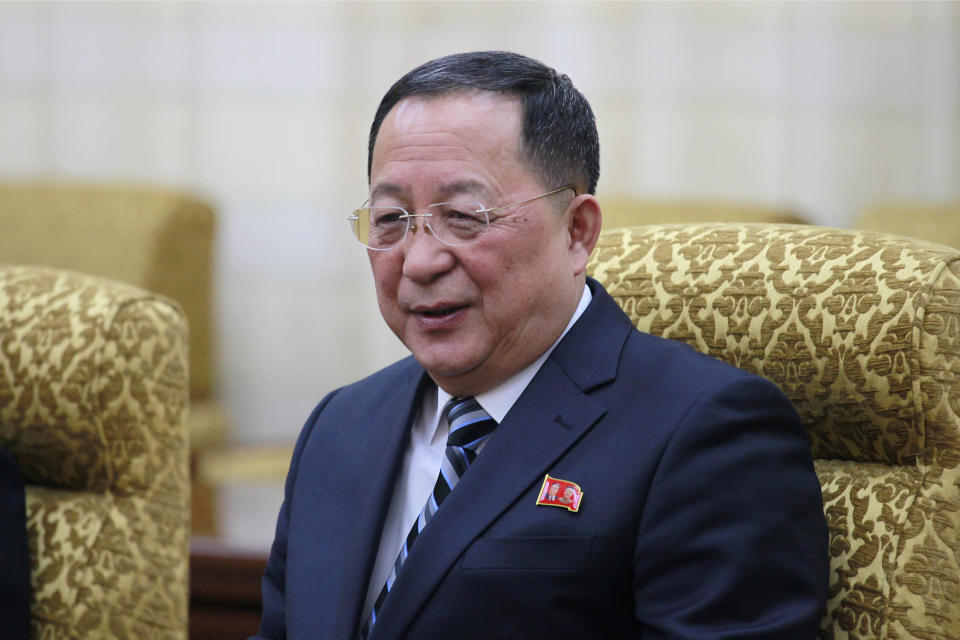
[{"x1": 483, "y1": 184, "x2": 577, "y2": 215}]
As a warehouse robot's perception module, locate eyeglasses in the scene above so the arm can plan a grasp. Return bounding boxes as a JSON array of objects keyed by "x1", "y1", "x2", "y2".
[{"x1": 348, "y1": 185, "x2": 575, "y2": 250}]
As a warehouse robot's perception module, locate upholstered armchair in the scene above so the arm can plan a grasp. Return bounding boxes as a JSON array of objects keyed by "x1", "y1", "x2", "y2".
[
  {"x1": 0, "y1": 183, "x2": 224, "y2": 450},
  {"x1": 599, "y1": 197, "x2": 808, "y2": 230},
  {"x1": 0, "y1": 266, "x2": 190, "y2": 639},
  {"x1": 587, "y1": 223, "x2": 960, "y2": 638}
]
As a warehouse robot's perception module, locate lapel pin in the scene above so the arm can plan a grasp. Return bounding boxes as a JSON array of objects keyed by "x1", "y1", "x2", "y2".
[{"x1": 536, "y1": 474, "x2": 583, "y2": 512}]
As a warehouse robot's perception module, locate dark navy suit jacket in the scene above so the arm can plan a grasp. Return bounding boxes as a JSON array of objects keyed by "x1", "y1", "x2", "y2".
[
  {"x1": 254, "y1": 279, "x2": 828, "y2": 639},
  {"x1": 1, "y1": 444, "x2": 31, "y2": 640}
]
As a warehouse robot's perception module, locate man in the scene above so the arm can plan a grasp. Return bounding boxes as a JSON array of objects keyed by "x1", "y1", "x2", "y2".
[
  {"x1": 545, "y1": 482, "x2": 561, "y2": 502},
  {"x1": 254, "y1": 51, "x2": 828, "y2": 639}
]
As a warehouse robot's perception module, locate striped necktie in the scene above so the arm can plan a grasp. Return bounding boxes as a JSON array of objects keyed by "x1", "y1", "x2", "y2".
[{"x1": 358, "y1": 396, "x2": 498, "y2": 639}]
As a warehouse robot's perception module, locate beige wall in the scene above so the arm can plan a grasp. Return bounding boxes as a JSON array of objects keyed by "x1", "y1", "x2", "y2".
[{"x1": 1, "y1": 1, "x2": 958, "y2": 444}]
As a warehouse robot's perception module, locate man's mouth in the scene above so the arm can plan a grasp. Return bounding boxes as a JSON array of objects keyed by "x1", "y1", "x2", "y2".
[{"x1": 418, "y1": 305, "x2": 466, "y2": 318}]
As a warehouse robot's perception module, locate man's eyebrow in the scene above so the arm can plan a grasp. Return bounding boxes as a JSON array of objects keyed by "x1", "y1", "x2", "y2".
[{"x1": 369, "y1": 183, "x2": 406, "y2": 201}]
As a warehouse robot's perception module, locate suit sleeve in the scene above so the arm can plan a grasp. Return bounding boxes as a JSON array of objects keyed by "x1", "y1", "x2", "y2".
[
  {"x1": 250, "y1": 394, "x2": 335, "y2": 640},
  {"x1": 633, "y1": 374, "x2": 829, "y2": 639}
]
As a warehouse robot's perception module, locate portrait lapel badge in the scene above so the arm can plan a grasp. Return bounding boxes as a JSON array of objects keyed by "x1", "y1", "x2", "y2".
[{"x1": 536, "y1": 474, "x2": 583, "y2": 512}]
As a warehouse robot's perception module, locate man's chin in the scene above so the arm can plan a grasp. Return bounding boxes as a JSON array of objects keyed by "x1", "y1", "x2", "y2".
[
  {"x1": 417, "y1": 358, "x2": 476, "y2": 381},
  {"x1": 406, "y1": 339, "x2": 477, "y2": 374},
  {"x1": 414, "y1": 356, "x2": 485, "y2": 395}
]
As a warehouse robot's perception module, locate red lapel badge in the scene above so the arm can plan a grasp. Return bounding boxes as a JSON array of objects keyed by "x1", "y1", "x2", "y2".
[{"x1": 536, "y1": 474, "x2": 583, "y2": 512}]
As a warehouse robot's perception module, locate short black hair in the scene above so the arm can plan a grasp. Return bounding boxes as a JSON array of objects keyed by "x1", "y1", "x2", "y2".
[{"x1": 367, "y1": 51, "x2": 600, "y2": 195}]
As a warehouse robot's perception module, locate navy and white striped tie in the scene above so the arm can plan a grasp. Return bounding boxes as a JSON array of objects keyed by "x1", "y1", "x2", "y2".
[{"x1": 358, "y1": 396, "x2": 498, "y2": 639}]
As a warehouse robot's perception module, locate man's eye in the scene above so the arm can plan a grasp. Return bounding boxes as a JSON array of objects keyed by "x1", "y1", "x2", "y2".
[
  {"x1": 372, "y1": 210, "x2": 405, "y2": 225},
  {"x1": 449, "y1": 210, "x2": 481, "y2": 221},
  {"x1": 446, "y1": 211, "x2": 485, "y2": 231}
]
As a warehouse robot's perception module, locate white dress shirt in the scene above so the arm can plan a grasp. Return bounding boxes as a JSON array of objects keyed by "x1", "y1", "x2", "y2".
[{"x1": 360, "y1": 284, "x2": 592, "y2": 621}]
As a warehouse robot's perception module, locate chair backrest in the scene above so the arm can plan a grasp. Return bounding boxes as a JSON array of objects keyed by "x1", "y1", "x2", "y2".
[
  {"x1": 0, "y1": 265, "x2": 190, "y2": 639},
  {"x1": 599, "y1": 197, "x2": 808, "y2": 230},
  {"x1": 587, "y1": 223, "x2": 960, "y2": 639},
  {"x1": 0, "y1": 183, "x2": 215, "y2": 401},
  {"x1": 854, "y1": 202, "x2": 960, "y2": 251}
]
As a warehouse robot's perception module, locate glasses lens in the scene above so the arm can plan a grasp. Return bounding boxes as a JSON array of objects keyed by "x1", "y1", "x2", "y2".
[
  {"x1": 353, "y1": 207, "x2": 407, "y2": 249},
  {"x1": 426, "y1": 203, "x2": 488, "y2": 245}
]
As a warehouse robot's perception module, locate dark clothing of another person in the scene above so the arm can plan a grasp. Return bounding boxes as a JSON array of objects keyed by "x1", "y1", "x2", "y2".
[{"x1": 0, "y1": 445, "x2": 31, "y2": 640}]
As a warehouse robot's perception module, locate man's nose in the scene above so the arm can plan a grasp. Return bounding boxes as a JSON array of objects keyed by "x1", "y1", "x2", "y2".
[{"x1": 400, "y1": 221, "x2": 455, "y2": 282}]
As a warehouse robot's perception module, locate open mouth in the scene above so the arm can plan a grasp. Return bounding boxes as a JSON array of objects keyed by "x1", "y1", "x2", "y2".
[{"x1": 419, "y1": 305, "x2": 466, "y2": 318}]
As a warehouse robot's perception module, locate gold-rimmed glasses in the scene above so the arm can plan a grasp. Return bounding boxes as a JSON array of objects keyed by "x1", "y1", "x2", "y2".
[{"x1": 348, "y1": 185, "x2": 575, "y2": 250}]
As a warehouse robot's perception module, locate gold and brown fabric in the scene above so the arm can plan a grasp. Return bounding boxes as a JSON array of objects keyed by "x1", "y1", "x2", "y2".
[
  {"x1": 0, "y1": 265, "x2": 190, "y2": 640},
  {"x1": 587, "y1": 223, "x2": 960, "y2": 639},
  {"x1": 599, "y1": 198, "x2": 808, "y2": 230},
  {"x1": 0, "y1": 183, "x2": 225, "y2": 449}
]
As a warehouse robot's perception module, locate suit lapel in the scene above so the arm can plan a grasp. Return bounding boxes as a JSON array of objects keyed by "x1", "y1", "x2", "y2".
[
  {"x1": 295, "y1": 360, "x2": 431, "y2": 640},
  {"x1": 369, "y1": 281, "x2": 634, "y2": 640}
]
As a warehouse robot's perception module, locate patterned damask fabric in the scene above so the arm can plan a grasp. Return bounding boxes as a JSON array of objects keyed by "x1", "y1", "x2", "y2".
[
  {"x1": 0, "y1": 265, "x2": 190, "y2": 639},
  {"x1": 587, "y1": 223, "x2": 960, "y2": 639}
]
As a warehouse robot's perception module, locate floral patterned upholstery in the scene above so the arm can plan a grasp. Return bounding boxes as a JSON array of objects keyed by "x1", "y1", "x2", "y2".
[
  {"x1": 0, "y1": 266, "x2": 190, "y2": 639},
  {"x1": 587, "y1": 223, "x2": 960, "y2": 639}
]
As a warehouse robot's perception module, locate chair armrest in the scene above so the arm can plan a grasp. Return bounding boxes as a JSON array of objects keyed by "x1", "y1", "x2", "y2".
[{"x1": 0, "y1": 265, "x2": 190, "y2": 639}]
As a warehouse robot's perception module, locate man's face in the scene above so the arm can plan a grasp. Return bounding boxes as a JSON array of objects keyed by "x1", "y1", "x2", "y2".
[
  {"x1": 548, "y1": 483, "x2": 560, "y2": 497},
  {"x1": 367, "y1": 92, "x2": 587, "y2": 396}
]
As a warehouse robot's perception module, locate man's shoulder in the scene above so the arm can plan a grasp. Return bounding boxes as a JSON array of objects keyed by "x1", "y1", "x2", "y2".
[
  {"x1": 332, "y1": 355, "x2": 423, "y2": 399},
  {"x1": 624, "y1": 328, "x2": 762, "y2": 385},
  {"x1": 557, "y1": 280, "x2": 766, "y2": 397},
  {"x1": 313, "y1": 355, "x2": 424, "y2": 414},
  {"x1": 291, "y1": 355, "x2": 424, "y2": 451},
  {"x1": 614, "y1": 329, "x2": 801, "y2": 430}
]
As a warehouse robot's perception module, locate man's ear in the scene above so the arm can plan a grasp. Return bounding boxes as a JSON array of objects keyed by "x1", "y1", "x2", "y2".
[{"x1": 567, "y1": 194, "x2": 602, "y2": 277}]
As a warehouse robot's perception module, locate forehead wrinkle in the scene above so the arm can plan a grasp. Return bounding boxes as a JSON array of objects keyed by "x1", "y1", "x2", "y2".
[
  {"x1": 370, "y1": 178, "x2": 493, "y2": 206},
  {"x1": 379, "y1": 132, "x2": 506, "y2": 166},
  {"x1": 434, "y1": 180, "x2": 492, "y2": 202},
  {"x1": 377, "y1": 100, "x2": 522, "y2": 164}
]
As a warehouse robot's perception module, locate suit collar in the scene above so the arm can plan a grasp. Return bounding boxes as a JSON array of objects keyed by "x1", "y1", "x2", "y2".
[
  {"x1": 368, "y1": 279, "x2": 634, "y2": 640},
  {"x1": 474, "y1": 282, "x2": 593, "y2": 423},
  {"x1": 549, "y1": 277, "x2": 634, "y2": 392}
]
